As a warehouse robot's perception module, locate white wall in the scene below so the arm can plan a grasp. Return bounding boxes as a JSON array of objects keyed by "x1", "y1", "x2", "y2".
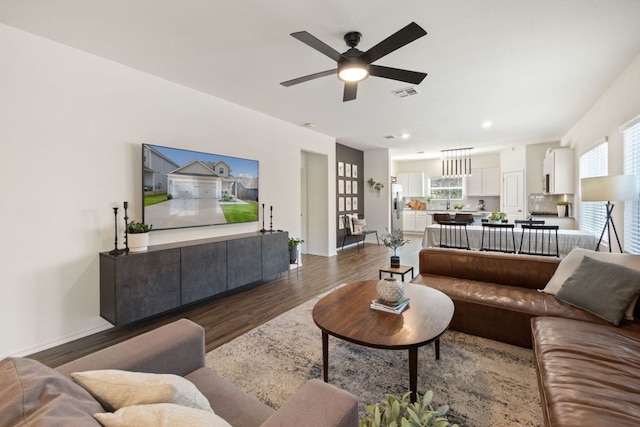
[
  {"x1": 561, "y1": 52, "x2": 640, "y2": 246},
  {"x1": 0, "y1": 24, "x2": 335, "y2": 357},
  {"x1": 562, "y1": 52, "x2": 640, "y2": 174},
  {"x1": 364, "y1": 149, "x2": 391, "y2": 232}
]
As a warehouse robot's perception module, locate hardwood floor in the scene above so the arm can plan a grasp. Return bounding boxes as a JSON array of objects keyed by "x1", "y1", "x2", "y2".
[{"x1": 28, "y1": 234, "x2": 424, "y2": 368}]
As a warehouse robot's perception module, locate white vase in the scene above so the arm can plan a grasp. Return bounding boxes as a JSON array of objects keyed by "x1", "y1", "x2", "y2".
[
  {"x1": 128, "y1": 232, "x2": 149, "y2": 252},
  {"x1": 556, "y1": 205, "x2": 566, "y2": 217},
  {"x1": 377, "y1": 278, "x2": 404, "y2": 303}
]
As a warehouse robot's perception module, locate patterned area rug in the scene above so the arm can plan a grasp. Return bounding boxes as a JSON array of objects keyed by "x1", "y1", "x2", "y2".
[{"x1": 206, "y1": 286, "x2": 542, "y2": 427}]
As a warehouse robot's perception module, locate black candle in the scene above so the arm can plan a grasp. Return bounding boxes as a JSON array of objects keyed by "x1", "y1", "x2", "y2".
[{"x1": 124, "y1": 201, "x2": 128, "y2": 209}]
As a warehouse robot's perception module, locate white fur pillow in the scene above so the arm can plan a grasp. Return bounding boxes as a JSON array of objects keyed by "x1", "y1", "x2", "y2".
[
  {"x1": 94, "y1": 403, "x2": 231, "y2": 427},
  {"x1": 542, "y1": 248, "x2": 640, "y2": 320},
  {"x1": 71, "y1": 370, "x2": 213, "y2": 413}
]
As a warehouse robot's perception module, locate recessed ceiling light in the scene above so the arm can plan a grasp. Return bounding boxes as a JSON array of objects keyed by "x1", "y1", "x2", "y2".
[
  {"x1": 482, "y1": 121, "x2": 493, "y2": 128},
  {"x1": 401, "y1": 133, "x2": 410, "y2": 139}
]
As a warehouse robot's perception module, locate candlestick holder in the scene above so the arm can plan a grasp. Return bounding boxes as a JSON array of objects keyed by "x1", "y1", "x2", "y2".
[
  {"x1": 109, "y1": 207, "x2": 124, "y2": 256},
  {"x1": 268, "y1": 205, "x2": 274, "y2": 232},
  {"x1": 260, "y1": 203, "x2": 267, "y2": 233},
  {"x1": 123, "y1": 201, "x2": 129, "y2": 252}
]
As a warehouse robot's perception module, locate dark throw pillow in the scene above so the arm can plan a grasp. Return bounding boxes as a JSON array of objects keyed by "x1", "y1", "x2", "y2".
[{"x1": 556, "y1": 256, "x2": 640, "y2": 326}]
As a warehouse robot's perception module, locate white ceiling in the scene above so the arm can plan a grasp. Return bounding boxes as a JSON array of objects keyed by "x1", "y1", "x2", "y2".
[{"x1": 2, "y1": 0, "x2": 640, "y2": 160}]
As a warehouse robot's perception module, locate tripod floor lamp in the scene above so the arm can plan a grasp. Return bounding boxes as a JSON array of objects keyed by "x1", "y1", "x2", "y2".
[{"x1": 580, "y1": 175, "x2": 639, "y2": 252}]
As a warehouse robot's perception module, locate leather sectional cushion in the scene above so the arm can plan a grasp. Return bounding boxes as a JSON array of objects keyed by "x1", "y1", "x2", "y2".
[
  {"x1": 532, "y1": 317, "x2": 640, "y2": 426},
  {"x1": 413, "y1": 273, "x2": 613, "y2": 348},
  {"x1": 0, "y1": 357, "x2": 104, "y2": 427}
]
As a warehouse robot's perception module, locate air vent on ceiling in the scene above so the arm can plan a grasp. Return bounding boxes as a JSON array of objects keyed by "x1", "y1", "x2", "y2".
[
  {"x1": 392, "y1": 87, "x2": 420, "y2": 98},
  {"x1": 384, "y1": 135, "x2": 398, "y2": 139}
]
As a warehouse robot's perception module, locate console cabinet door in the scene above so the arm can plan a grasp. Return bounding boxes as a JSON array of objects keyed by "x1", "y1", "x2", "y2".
[
  {"x1": 102, "y1": 249, "x2": 181, "y2": 326},
  {"x1": 227, "y1": 236, "x2": 262, "y2": 289},
  {"x1": 262, "y1": 232, "x2": 288, "y2": 279},
  {"x1": 181, "y1": 242, "x2": 227, "y2": 304}
]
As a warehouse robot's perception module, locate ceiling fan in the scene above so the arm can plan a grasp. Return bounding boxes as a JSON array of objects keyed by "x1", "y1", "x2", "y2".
[{"x1": 280, "y1": 22, "x2": 428, "y2": 102}]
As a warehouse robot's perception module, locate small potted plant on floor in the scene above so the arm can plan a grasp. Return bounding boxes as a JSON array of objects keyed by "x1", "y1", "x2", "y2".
[
  {"x1": 381, "y1": 228, "x2": 410, "y2": 268},
  {"x1": 288, "y1": 237, "x2": 304, "y2": 264},
  {"x1": 127, "y1": 221, "x2": 152, "y2": 252}
]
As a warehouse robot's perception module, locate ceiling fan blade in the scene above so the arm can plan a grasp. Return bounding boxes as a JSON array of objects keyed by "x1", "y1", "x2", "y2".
[
  {"x1": 290, "y1": 31, "x2": 343, "y2": 62},
  {"x1": 343, "y1": 82, "x2": 358, "y2": 102},
  {"x1": 280, "y1": 69, "x2": 336, "y2": 87},
  {"x1": 369, "y1": 65, "x2": 427, "y2": 85},
  {"x1": 360, "y1": 22, "x2": 427, "y2": 64}
]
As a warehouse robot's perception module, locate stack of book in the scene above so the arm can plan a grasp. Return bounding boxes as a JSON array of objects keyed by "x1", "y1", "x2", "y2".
[{"x1": 370, "y1": 297, "x2": 410, "y2": 314}]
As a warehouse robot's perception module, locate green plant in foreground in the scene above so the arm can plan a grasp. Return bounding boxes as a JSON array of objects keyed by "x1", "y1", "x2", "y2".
[
  {"x1": 360, "y1": 390, "x2": 459, "y2": 427},
  {"x1": 126, "y1": 221, "x2": 152, "y2": 234}
]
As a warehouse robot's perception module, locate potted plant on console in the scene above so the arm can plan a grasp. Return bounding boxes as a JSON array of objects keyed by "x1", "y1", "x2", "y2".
[
  {"x1": 288, "y1": 237, "x2": 304, "y2": 264},
  {"x1": 127, "y1": 221, "x2": 152, "y2": 252},
  {"x1": 381, "y1": 228, "x2": 410, "y2": 268}
]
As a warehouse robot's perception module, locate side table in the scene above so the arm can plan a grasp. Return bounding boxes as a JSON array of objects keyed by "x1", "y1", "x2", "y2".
[{"x1": 379, "y1": 265, "x2": 414, "y2": 281}]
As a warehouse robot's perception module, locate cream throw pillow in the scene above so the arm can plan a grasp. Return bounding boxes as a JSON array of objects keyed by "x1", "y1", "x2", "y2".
[
  {"x1": 352, "y1": 217, "x2": 366, "y2": 234},
  {"x1": 542, "y1": 248, "x2": 640, "y2": 320},
  {"x1": 94, "y1": 403, "x2": 231, "y2": 427},
  {"x1": 71, "y1": 370, "x2": 213, "y2": 413}
]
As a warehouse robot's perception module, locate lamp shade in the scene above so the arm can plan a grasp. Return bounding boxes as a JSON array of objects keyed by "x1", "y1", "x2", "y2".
[{"x1": 580, "y1": 175, "x2": 639, "y2": 202}]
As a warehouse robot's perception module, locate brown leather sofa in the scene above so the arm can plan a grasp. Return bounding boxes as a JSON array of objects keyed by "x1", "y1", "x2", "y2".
[
  {"x1": 412, "y1": 247, "x2": 640, "y2": 426},
  {"x1": 412, "y1": 247, "x2": 640, "y2": 348},
  {"x1": 532, "y1": 317, "x2": 640, "y2": 426}
]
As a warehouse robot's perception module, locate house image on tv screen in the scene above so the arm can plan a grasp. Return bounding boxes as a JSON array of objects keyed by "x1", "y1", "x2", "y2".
[
  {"x1": 167, "y1": 160, "x2": 236, "y2": 199},
  {"x1": 142, "y1": 143, "x2": 259, "y2": 230}
]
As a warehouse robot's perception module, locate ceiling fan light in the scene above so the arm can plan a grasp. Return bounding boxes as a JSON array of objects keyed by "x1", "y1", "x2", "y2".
[{"x1": 338, "y1": 64, "x2": 368, "y2": 82}]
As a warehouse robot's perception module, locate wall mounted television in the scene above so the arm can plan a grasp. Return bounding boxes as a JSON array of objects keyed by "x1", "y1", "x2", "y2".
[{"x1": 142, "y1": 143, "x2": 259, "y2": 230}]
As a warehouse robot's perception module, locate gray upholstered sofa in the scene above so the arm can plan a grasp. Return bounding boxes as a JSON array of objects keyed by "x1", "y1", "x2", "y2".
[{"x1": 0, "y1": 318, "x2": 359, "y2": 427}]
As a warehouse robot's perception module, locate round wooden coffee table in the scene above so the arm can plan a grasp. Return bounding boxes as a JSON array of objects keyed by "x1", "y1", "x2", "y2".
[{"x1": 312, "y1": 280, "x2": 454, "y2": 402}]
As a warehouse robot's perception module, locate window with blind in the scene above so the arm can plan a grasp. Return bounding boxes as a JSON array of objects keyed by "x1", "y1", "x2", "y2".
[
  {"x1": 579, "y1": 141, "x2": 608, "y2": 239},
  {"x1": 624, "y1": 119, "x2": 640, "y2": 254}
]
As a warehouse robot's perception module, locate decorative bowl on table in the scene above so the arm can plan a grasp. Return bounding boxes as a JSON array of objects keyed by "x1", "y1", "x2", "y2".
[{"x1": 376, "y1": 277, "x2": 404, "y2": 303}]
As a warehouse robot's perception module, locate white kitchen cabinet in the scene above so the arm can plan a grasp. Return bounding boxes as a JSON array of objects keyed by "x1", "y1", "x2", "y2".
[
  {"x1": 402, "y1": 210, "x2": 428, "y2": 232},
  {"x1": 466, "y1": 167, "x2": 500, "y2": 196},
  {"x1": 543, "y1": 148, "x2": 574, "y2": 194},
  {"x1": 397, "y1": 172, "x2": 425, "y2": 197},
  {"x1": 416, "y1": 211, "x2": 428, "y2": 231},
  {"x1": 402, "y1": 211, "x2": 416, "y2": 232}
]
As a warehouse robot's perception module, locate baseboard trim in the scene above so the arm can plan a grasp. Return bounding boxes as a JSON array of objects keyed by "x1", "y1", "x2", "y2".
[{"x1": 12, "y1": 323, "x2": 114, "y2": 358}]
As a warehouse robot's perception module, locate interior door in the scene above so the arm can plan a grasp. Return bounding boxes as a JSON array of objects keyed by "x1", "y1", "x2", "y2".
[{"x1": 502, "y1": 170, "x2": 524, "y2": 222}]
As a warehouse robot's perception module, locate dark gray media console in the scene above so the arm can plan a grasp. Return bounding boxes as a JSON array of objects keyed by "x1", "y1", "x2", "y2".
[{"x1": 100, "y1": 231, "x2": 289, "y2": 326}]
